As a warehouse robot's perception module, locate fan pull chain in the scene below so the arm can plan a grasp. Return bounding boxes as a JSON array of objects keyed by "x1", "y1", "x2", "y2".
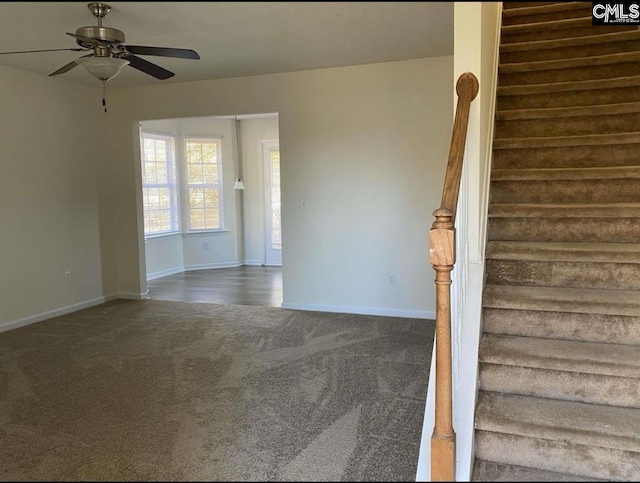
[{"x1": 102, "y1": 80, "x2": 107, "y2": 113}]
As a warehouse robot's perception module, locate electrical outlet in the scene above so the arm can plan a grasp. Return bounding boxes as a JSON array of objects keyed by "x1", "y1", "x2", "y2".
[
  {"x1": 300, "y1": 200, "x2": 309, "y2": 211},
  {"x1": 65, "y1": 271, "x2": 71, "y2": 283},
  {"x1": 203, "y1": 241, "x2": 210, "y2": 250},
  {"x1": 387, "y1": 273, "x2": 396, "y2": 286}
]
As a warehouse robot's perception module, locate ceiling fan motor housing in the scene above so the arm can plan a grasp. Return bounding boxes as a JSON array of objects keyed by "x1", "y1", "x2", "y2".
[{"x1": 75, "y1": 26, "x2": 125, "y2": 48}]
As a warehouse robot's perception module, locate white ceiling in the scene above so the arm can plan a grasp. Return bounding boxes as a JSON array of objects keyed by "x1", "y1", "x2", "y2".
[{"x1": 0, "y1": 2, "x2": 453, "y2": 89}]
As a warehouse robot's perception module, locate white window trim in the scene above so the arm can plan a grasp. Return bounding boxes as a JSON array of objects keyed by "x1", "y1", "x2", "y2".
[
  {"x1": 181, "y1": 136, "x2": 225, "y2": 233},
  {"x1": 140, "y1": 131, "x2": 180, "y2": 237}
]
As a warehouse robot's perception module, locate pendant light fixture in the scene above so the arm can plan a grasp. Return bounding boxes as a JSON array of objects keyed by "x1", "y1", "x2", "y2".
[{"x1": 233, "y1": 115, "x2": 245, "y2": 190}]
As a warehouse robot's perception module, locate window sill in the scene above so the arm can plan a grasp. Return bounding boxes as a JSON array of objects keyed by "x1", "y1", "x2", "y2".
[{"x1": 144, "y1": 232, "x2": 182, "y2": 243}]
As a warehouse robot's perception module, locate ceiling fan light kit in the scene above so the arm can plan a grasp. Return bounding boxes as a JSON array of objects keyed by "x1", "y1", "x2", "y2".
[
  {"x1": 75, "y1": 56, "x2": 129, "y2": 82},
  {"x1": 0, "y1": 2, "x2": 200, "y2": 112}
]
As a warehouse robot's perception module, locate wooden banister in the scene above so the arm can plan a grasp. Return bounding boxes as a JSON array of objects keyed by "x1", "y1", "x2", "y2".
[{"x1": 430, "y1": 72, "x2": 479, "y2": 482}]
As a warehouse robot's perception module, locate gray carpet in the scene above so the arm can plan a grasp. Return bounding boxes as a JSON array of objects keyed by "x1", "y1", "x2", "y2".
[{"x1": 0, "y1": 299, "x2": 434, "y2": 481}]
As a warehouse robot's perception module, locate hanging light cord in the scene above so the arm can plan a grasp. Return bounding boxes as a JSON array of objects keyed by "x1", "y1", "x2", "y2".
[{"x1": 102, "y1": 80, "x2": 107, "y2": 113}]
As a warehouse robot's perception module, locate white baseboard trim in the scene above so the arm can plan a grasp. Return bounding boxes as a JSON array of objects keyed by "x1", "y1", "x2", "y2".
[
  {"x1": 146, "y1": 266, "x2": 185, "y2": 281},
  {"x1": 0, "y1": 294, "x2": 117, "y2": 334},
  {"x1": 118, "y1": 291, "x2": 152, "y2": 300},
  {"x1": 243, "y1": 259, "x2": 263, "y2": 266},
  {"x1": 280, "y1": 303, "x2": 435, "y2": 320},
  {"x1": 184, "y1": 261, "x2": 244, "y2": 271}
]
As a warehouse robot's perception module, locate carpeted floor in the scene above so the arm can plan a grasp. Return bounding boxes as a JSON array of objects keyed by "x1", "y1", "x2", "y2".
[{"x1": 0, "y1": 299, "x2": 434, "y2": 481}]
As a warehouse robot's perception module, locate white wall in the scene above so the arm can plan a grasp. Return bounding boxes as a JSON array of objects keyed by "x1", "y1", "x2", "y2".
[
  {"x1": 105, "y1": 56, "x2": 453, "y2": 318},
  {"x1": 140, "y1": 116, "x2": 244, "y2": 279},
  {"x1": 0, "y1": 63, "x2": 111, "y2": 331},
  {"x1": 144, "y1": 234, "x2": 184, "y2": 280},
  {"x1": 416, "y1": 2, "x2": 501, "y2": 481},
  {"x1": 239, "y1": 116, "x2": 280, "y2": 265}
]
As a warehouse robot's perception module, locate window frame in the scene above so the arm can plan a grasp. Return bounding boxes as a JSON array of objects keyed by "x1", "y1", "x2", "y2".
[
  {"x1": 181, "y1": 136, "x2": 225, "y2": 233},
  {"x1": 140, "y1": 131, "x2": 180, "y2": 238}
]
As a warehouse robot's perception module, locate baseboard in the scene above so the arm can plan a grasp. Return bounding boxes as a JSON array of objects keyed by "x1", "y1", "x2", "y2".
[
  {"x1": 0, "y1": 294, "x2": 117, "y2": 334},
  {"x1": 118, "y1": 291, "x2": 152, "y2": 300},
  {"x1": 280, "y1": 303, "x2": 435, "y2": 320},
  {"x1": 146, "y1": 266, "x2": 185, "y2": 281},
  {"x1": 243, "y1": 259, "x2": 263, "y2": 266},
  {"x1": 184, "y1": 261, "x2": 244, "y2": 271}
]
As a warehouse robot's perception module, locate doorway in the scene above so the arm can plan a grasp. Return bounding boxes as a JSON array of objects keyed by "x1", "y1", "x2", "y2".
[{"x1": 261, "y1": 139, "x2": 282, "y2": 266}]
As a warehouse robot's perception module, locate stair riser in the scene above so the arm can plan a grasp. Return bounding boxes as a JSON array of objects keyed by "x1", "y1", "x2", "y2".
[
  {"x1": 501, "y1": 39, "x2": 640, "y2": 64},
  {"x1": 497, "y1": 85, "x2": 640, "y2": 110},
  {"x1": 502, "y1": 24, "x2": 638, "y2": 44},
  {"x1": 485, "y1": 259, "x2": 640, "y2": 291},
  {"x1": 475, "y1": 430, "x2": 640, "y2": 481},
  {"x1": 500, "y1": 61, "x2": 640, "y2": 87},
  {"x1": 493, "y1": 143, "x2": 640, "y2": 169},
  {"x1": 490, "y1": 179, "x2": 639, "y2": 204},
  {"x1": 479, "y1": 363, "x2": 640, "y2": 408},
  {"x1": 483, "y1": 308, "x2": 640, "y2": 346},
  {"x1": 488, "y1": 218, "x2": 640, "y2": 243},
  {"x1": 495, "y1": 112, "x2": 640, "y2": 138},
  {"x1": 502, "y1": 6, "x2": 592, "y2": 27}
]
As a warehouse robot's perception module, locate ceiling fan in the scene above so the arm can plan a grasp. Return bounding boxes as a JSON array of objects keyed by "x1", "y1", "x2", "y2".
[{"x1": 0, "y1": 2, "x2": 200, "y2": 83}]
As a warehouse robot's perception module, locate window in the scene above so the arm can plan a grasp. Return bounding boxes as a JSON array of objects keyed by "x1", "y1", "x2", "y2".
[
  {"x1": 140, "y1": 133, "x2": 179, "y2": 236},
  {"x1": 184, "y1": 137, "x2": 223, "y2": 231}
]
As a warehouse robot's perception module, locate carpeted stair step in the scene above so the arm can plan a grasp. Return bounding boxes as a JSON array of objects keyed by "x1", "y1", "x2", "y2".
[
  {"x1": 501, "y1": 18, "x2": 636, "y2": 44},
  {"x1": 502, "y1": 8, "x2": 593, "y2": 31},
  {"x1": 497, "y1": 83, "x2": 640, "y2": 111},
  {"x1": 487, "y1": 203, "x2": 640, "y2": 243},
  {"x1": 486, "y1": 240, "x2": 640, "y2": 262},
  {"x1": 502, "y1": 2, "x2": 590, "y2": 23},
  {"x1": 488, "y1": 216, "x2": 640, "y2": 243},
  {"x1": 488, "y1": 202, "x2": 640, "y2": 218},
  {"x1": 490, "y1": 177, "x2": 638, "y2": 203},
  {"x1": 503, "y1": 2, "x2": 565, "y2": 10},
  {"x1": 478, "y1": 333, "x2": 640, "y2": 407},
  {"x1": 492, "y1": 143, "x2": 640, "y2": 169},
  {"x1": 497, "y1": 74, "x2": 640, "y2": 98},
  {"x1": 491, "y1": 165, "x2": 640, "y2": 180},
  {"x1": 494, "y1": 132, "x2": 640, "y2": 149},
  {"x1": 482, "y1": 284, "x2": 640, "y2": 317},
  {"x1": 501, "y1": 28, "x2": 640, "y2": 56},
  {"x1": 496, "y1": 101, "x2": 640, "y2": 121},
  {"x1": 483, "y1": 307, "x2": 640, "y2": 346},
  {"x1": 503, "y1": 16, "x2": 599, "y2": 35},
  {"x1": 474, "y1": 392, "x2": 640, "y2": 480},
  {"x1": 485, "y1": 258, "x2": 640, "y2": 290},
  {"x1": 501, "y1": 35, "x2": 640, "y2": 64},
  {"x1": 473, "y1": 459, "x2": 604, "y2": 481},
  {"x1": 500, "y1": 60, "x2": 640, "y2": 87},
  {"x1": 501, "y1": 51, "x2": 640, "y2": 74},
  {"x1": 495, "y1": 112, "x2": 640, "y2": 138}
]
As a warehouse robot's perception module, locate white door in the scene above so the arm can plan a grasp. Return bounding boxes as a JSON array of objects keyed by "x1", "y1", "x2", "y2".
[{"x1": 262, "y1": 140, "x2": 282, "y2": 266}]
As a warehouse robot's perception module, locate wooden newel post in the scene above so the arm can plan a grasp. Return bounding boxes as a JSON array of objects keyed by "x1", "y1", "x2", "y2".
[{"x1": 429, "y1": 207, "x2": 456, "y2": 481}]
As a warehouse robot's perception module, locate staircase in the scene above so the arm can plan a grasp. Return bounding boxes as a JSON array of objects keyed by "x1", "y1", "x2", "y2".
[{"x1": 472, "y1": 2, "x2": 640, "y2": 481}]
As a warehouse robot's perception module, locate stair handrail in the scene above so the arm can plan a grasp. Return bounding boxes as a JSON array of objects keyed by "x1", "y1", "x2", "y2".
[{"x1": 430, "y1": 72, "x2": 479, "y2": 482}]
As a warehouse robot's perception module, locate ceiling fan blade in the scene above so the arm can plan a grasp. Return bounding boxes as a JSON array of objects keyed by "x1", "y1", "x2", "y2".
[
  {"x1": 49, "y1": 60, "x2": 80, "y2": 77},
  {"x1": 124, "y1": 45, "x2": 200, "y2": 60},
  {"x1": 48, "y1": 54, "x2": 93, "y2": 77},
  {"x1": 125, "y1": 54, "x2": 175, "y2": 80},
  {"x1": 0, "y1": 47, "x2": 87, "y2": 55}
]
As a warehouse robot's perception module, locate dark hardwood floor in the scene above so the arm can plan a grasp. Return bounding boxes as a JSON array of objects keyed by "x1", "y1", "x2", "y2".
[{"x1": 146, "y1": 266, "x2": 283, "y2": 307}]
